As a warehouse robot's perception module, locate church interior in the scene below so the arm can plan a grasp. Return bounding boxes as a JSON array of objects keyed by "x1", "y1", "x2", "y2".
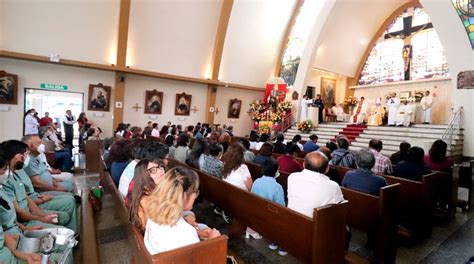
[{"x1": 0, "y1": 0, "x2": 474, "y2": 263}]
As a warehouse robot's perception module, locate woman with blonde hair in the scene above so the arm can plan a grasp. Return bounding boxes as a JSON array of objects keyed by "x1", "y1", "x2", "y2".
[
  {"x1": 128, "y1": 159, "x2": 166, "y2": 232},
  {"x1": 144, "y1": 166, "x2": 220, "y2": 254}
]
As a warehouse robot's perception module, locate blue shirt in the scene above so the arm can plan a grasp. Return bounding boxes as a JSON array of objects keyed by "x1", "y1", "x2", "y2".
[
  {"x1": 111, "y1": 161, "x2": 130, "y2": 185},
  {"x1": 251, "y1": 176, "x2": 285, "y2": 206},
  {"x1": 341, "y1": 169, "x2": 387, "y2": 196},
  {"x1": 303, "y1": 141, "x2": 319, "y2": 152},
  {"x1": 253, "y1": 155, "x2": 272, "y2": 166}
]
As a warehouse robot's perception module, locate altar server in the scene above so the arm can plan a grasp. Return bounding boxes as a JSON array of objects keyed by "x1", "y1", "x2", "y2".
[
  {"x1": 420, "y1": 91, "x2": 433, "y2": 124},
  {"x1": 386, "y1": 95, "x2": 400, "y2": 126},
  {"x1": 300, "y1": 95, "x2": 313, "y2": 121}
]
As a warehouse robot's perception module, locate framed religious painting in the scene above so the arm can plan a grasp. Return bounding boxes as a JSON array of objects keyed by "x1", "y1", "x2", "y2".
[
  {"x1": 320, "y1": 77, "x2": 336, "y2": 106},
  {"x1": 144, "y1": 89, "x2": 163, "y2": 114},
  {"x1": 88, "y1": 83, "x2": 111, "y2": 111},
  {"x1": 0, "y1": 71, "x2": 18, "y2": 105},
  {"x1": 228, "y1": 98, "x2": 242, "y2": 119},
  {"x1": 175, "y1": 93, "x2": 192, "y2": 116},
  {"x1": 458, "y1": 71, "x2": 474, "y2": 89}
]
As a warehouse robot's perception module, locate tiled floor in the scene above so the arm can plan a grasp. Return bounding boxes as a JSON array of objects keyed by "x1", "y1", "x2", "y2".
[{"x1": 75, "y1": 174, "x2": 474, "y2": 264}]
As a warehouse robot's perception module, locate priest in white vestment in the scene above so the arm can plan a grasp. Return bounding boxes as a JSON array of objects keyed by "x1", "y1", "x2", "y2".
[
  {"x1": 387, "y1": 95, "x2": 400, "y2": 126},
  {"x1": 300, "y1": 94, "x2": 313, "y2": 121},
  {"x1": 420, "y1": 90, "x2": 433, "y2": 124},
  {"x1": 396, "y1": 101, "x2": 413, "y2": 127},
  {"x1": 332, "y1": 103, "x2": 349, "y2": 122},
  {"x1": 350, "y1": 97, "x2": 369, "y2": 124}
]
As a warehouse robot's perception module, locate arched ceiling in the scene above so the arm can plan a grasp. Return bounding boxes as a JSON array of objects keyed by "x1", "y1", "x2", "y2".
[{"x1": 312, "y1": 0, "x2": 410, "y2": 78}]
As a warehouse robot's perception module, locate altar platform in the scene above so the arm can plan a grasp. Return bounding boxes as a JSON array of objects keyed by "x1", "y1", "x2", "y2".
[{"x1": 284, "y1": 122, "x2": 464, "y2": 158}]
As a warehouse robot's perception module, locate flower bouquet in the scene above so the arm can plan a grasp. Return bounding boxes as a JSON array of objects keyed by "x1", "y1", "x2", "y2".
[
  {"x1": 297, "y1": 120, "x2": 313, "y2": 133},
  {"x1": 342, "y1": 96, "x2": 358, "y2": 107}
]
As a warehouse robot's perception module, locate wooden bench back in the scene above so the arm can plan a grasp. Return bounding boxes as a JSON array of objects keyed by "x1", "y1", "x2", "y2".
[
  {"x1": 98, "y1": 156, "x2": 228, "y2": 264},
  {"x1": 85, "y1": 140, "x2": 103, "y2": 173},
  {"x1": 168, "y1": 158, "x2": 347, "y2": 264}
]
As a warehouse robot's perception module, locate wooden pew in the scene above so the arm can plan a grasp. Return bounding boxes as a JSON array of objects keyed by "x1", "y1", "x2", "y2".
[
  {"x1": 167, "y1": 158, "x2": 348, "y2": 264},
  {"x1": 341, "y1": 185, "x2": 400, "y2": 264},
  {"x1": 80, "y1": 188, "x2": 100, "y2": 264},
  {"x1": 85, "y1": 140, "x2": 103, "y2": 173},
  {"x1": 98, "y1": 156, "x2": 228, "y2": 264}
]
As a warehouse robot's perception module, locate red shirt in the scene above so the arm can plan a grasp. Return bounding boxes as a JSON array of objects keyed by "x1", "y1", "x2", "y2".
[
  {"x1": 39, "y1": 117, "x2": 53, "y2": 127},
  {"x1": 423, "y1": 155, "x2": 454, "y2": 172},
  {"x1": 278, "y1": 155, "x2": 303, "y2": 174},
  {"x1": 125, "y1": 179, "x2": 134, "y2": 208}
]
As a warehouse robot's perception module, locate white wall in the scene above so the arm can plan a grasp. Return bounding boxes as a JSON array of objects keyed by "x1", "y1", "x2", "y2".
[
  {"x1": 214, "y1": 87, "x2": 264, "y2": 137},
  {"x1": 127, "y1": 0, "x2": 222, "y2": 78},
  {"x1": 2, "y1": 0, "x2": 120, "y2": 64},
  {"x1": 219, "y1": 0, "x2": 296, "y2": 87},
  {"x1": 306, "y1": 68, "x2": 347, "y2": 105},
  {"x1": 122, "y1": 74, "x2": 207, "y2": 129},
  {"x1": 0, "y1": 58, "x2": 116, "y2": 141}
]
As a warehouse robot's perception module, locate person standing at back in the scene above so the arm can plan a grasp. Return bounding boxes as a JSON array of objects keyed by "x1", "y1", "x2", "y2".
[
  {"x1": 24, "y1": 109, "x2": 39, "y2": 135},
  {"x1": 39, "y1": 112, "x2": 53, "y2": 127},
  {"x1": 62, "y1": 110, "x2": 76, "y2": 148}
]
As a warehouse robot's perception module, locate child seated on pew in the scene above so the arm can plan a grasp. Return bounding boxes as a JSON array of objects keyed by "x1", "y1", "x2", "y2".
[
  {"x1": 128, "y1": 159, "x2": 166, "y2": 232},
  {"x1": 144, "y1": 167, "x2": 220, "y2": 254},
  {"x1": 250, "y1": 159, "x2": 287, "y2": 256}
]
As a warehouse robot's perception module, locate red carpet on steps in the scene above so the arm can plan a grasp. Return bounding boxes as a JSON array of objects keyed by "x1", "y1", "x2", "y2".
[{"x1": 338, "y1": 124, "x2": 367, "y2": 142}]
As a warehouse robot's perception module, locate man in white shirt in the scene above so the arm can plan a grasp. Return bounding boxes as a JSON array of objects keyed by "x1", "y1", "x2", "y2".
[
  {"x1": 287, "y1": 152, "x2": 344, "y2": 218},
  {"x1": 300, "y1": 95, "x2": 313, "y2": 121},
  {"x1": 420, "y1": 90, "x2": 433, "y2": 124}
]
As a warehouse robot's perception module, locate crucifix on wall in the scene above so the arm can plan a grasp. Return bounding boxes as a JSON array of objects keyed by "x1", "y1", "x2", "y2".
[
  {"x1": 384, "y1": 7, "x2": 433, "y2": 81},
  {"x1": 191, "y1": 106, "x2": 199, "y2": 113},
  {"x1": 132, "y1": 103, "x2": 142, "y2": 112}
]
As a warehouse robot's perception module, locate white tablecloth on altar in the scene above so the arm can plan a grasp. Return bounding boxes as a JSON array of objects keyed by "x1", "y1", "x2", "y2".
[{"x1": 308, "y1": 106, "x2": 319, "y2": 127}]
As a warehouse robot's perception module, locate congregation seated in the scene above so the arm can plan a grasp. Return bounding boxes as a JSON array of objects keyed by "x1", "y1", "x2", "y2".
[
  {"x1": 341, "y1": 148, "x2": 387, "y2": 196},
  {"x1": 291, "y1": 135, "x2": 304, "y2": 151},
  {"x1": 248, "y1": 131, "x2": 259, "y2": 150},
  {"x1": 273, "y1": 132, "x2": 286, "y2": 154},
  {"x1": 250, "y1": 158, "x2": 287, "y2": 256},
  {"x1": 164, "y1": 135, "x2": 176, "y2": 157},
  {"x1": 144, "y1": 167, "x2": 221, "y2": 254},
  {"x1": 186, "y1": 138, "x2": 207, "y2": 169},
  {"x1": 394, "y1": 147, "x2": 432, "y2": 182},
  {"x1": 325, "y1": 141, "x2": 338, "y2": 154},
  {"x1": 118, "y1": 140, "x2": 168, "y2": 197},
  {"x1": 0, "y1": 140, "x2": 77, "y2": 235},
  {"x1": 288, "y1": 152, "x2": 344, "y2": 218},
  {"x1": 239, "y1": 138, "x2": 255, "y2": 162},
  {"x1": 423, "y1": 139, "x2": 454, "y2": 172},
  {"x1": 253, "y1": 142, "x2": 274, "y2": 166},
  {"x1": 329, "y1": 137, "x2": 357, "y2": 169},
  {"x1": 173, "y1": 133, "x2": 191, "y2": 164},
  {"x1": 255, "y1": 133, "x2": 270, "y2": 151},
  {"x1": 200, "y1": 143, "x2": 224, "y2": 178},
  {"x1": 23, "y1": 135, "x2": 76, "y2": 194},
  {"x1": 368, "y1": 139, "x2": 393, "y2": 175},
  {"x1": 390, "y1": 141, "x2": 411, "y2": 165},
  {"x1": 101, "y1": 137, "x2": 114, "y2": 169},
  {"x1": 41, "y1": 124, "x2": 73, "y2": 172},
  {"x1": 221, "y1": 143, "x2": 252, "y2": 191},
  {"x1": 303, "y1": 134, "x2": 319, "y2": 152},
  {"x1": 108, "y1": 139, "x2": 134, "y2": 185},
  {"x1": 218, "y1": 132, "x2": 231, "y2": 153},
  {"x1": 128, "y1": 159, "x2": 166, "y2": 231},
  {"x1": 277, "y1": 143, "x2": 303, "y2": 174}
]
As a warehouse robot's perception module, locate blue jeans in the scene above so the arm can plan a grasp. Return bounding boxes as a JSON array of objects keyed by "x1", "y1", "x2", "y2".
[{"x1": 55, "y1": 150, "x2": 73, "y2": 172}]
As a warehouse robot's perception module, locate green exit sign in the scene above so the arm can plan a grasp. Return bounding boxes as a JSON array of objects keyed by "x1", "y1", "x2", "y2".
[{"x1": 40, "y1": 83, "x2": 68, "y2": 91}]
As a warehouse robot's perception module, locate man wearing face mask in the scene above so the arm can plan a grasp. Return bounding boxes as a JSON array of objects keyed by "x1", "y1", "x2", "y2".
[
  {"x1": 0, "y1": 149, "x2": 75, "y2": 263},
  {"x1": 22, "y1": 135, "x2": 76, "y2": 194},
  {"x1": 0, "y1": 142, "x2": 77, "y2": 233}
]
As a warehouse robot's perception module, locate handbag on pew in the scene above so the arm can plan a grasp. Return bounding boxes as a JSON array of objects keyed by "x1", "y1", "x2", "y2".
[{"x1": 89, "y1": 184, "x2": 104, "y2": 212}]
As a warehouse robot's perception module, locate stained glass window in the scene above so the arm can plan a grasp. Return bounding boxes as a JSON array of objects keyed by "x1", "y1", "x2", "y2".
[
  {"x1": 279, "y1": 1, "x2": 320, "y2": 87},
  {"x1": 358, "y1": 7, "x2": 450, "y2": 85},
  {"x1": 451, "y1": 0, "x2": 474, "y2": 48}
]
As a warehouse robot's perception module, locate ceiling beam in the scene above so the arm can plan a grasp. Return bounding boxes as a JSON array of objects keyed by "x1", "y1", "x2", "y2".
[
  {"x1": 206, "y1": 0, "x2": 234, "y2": 124},
  {"x1": 273, "y1": 0, "x2": 304, "y2": 77}
]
